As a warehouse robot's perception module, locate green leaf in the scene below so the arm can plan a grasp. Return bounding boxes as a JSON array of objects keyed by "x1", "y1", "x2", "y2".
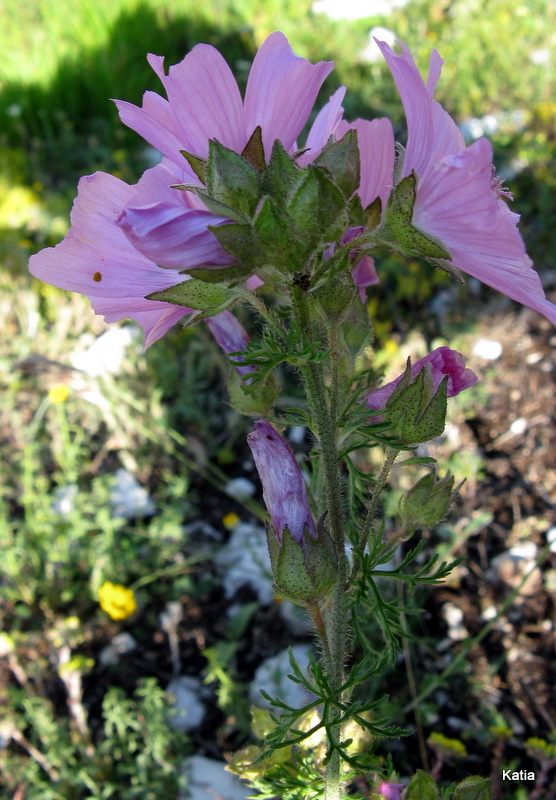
[
  {"x1": 287, "y1": 165, "x2": 346, "y2": 246},
  {"x1": 147, "y1": 278, "x2": 237, "y2": 312},
  {"x1": 379, "y1": 173, "x2": 451, "y2": 259},
  {"x1": 400, "y1": 456, "x2": 438, "y2": 466},
  {"x1": 208, "y1": 222, "x2": 259, "y2": 266},
  {"x1": 182, "y1": 262, "x2": 256, "y2": 285},
  {"x1": 364, "y1": 196, "x2": 382, "y2": 230},
  {"x1": 253, "y1": 195, "x2": 291, "y2": 254},
  {"x1": 206, "y1": 139, "x2": 260, "y2": 217},
  {"x1": 314, "y1": 129, "x2": 360, "y2": 199},
  {"x1": 452, "y1": 776, "x2": 491, "y2": 800},
  {"x1": 406, "y1": 770, "x2": 440, "y2": 800}
]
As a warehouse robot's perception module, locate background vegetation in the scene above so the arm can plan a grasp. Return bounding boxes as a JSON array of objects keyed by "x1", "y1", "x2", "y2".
[{"x1": 1, "y1": 0, "x2": 555, "y2": 797}]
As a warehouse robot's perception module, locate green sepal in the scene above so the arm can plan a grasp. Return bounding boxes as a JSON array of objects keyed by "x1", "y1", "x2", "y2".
[
  {"x1": 267, "y1": 523, "x2": 337, "y2": 608},
  {"x1": 314, "y1": 129, "x2": 360, "y2": 199},
  {"x1": 399, "y1": 470, "x2": 455, "y2": 529},
  {"x1": 253, "y1": 195, "x2": 291, "y2": 250},
  {"x1": 171, "y1": 186, "x2": 246, "y2": 224},
  {"x1": 287, "y1": 165, "x2": 347, "y2": 248},
  {"x1": 364, "y1": 197, "x2": 382, "y2": 231},
  {"x1": 241, "y1": 126, "x2": 266, "y2": 172},
  {"x1": 181, "y1": 262, "x2": 256, "y2": 285},
  {"x1": 147, "y1": 278, "x2": 238, "y2": 313},
  {"x1": 452, "y1": 776, "x2": 491, "y2": 800},
  {"x1": 206, "y1": 139, "x2": 260, "y2": 217},
  {"x1": 180, "y1": 150, "x2": 207, "y2": 184},
  {"x1": 379, "y1": 172, "x2": 451, "y2": 259},
  {"x1": 208, "y1": 222, "x2": 261, "y2": 268},
  {"x1": 261, "y1": 139, "x2": 300, "y2": 209},
  {"x1": 384, "y1": 360, "x2": 448, "y2": 445},
  {"x1": 227, "y1": 369, "x2": 279, "y2": 418},
  {"x1": 406, "y1": 770, "x2": 440, "y2": 800},
  {"x1": 315, "y1": 267, "x2": 358, "y2": 325},
  {"x1": 338, "y1": 292, "x2": 373, "y2": 362}
]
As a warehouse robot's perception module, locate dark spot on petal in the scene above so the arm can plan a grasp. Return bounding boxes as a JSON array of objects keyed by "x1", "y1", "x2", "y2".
[
  {"x1": 93, "y1": 272, "x2": 102, "y2": 282},
  {"x1": 266, "y1": 435, "x2": 274, "y2": 440}
]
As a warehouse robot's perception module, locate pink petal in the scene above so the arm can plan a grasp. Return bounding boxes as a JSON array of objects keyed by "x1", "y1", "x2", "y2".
[
  {"x1": 115, "y1": 93, "x2": 188, "y2": 168},
  {"x1": 244, "y1": 31, "x2": 334, "y2": 156},
  {"x1": 153, "y1": 45, "x2": 245, "y2": 158},
  {"x1": 118, "y1": 203, "x2": 233, "y2": 269},
  {"x1": 413, "y1": 139, "x2": 556, "y2": 324},
  {"x1": 377, "y1": 40, "x2": 464, "y2": 180},
  {"x1": 337, "y1": 117, "x2": 395, "y2": 209},
  {"x1": 297, "y1": 86, "x2": 346, "y2": 166}
]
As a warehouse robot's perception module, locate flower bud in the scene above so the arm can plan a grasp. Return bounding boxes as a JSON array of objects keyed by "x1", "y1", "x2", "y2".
[
  {"x1": 365, "y1": 347, "x2": 477, "y2": 445},
  {"x1": 399, "y1": 470, "x2": 457, "y2": 530},
  {"x1": 247, "y1": 420, "x2": 337, "y2": 606},
  {"x1": 377, "y1": 781, "x2": 404, "y2": 800},
  {"x1": 247, "y1": 420, "x2": 316, "y2": 544}
]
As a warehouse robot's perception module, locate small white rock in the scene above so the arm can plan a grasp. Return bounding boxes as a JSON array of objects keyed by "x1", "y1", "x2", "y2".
[
  {"x1": 224, "y1": 477, "x2": 256, "y2": 501},
  {"x1": 166, "y1": 677, "x2": 206, "y2": 733},
  {"x1": 70, "y1": 326, "x2": 136, "y2": 376},
  {"x1": 214, "y1": 523, "x2": 274, "y2": 604},
  {"x1": 110, "y1": 468, "x2": 156, "y2": 519},
  {"x1": 288, "y1": 425, "x2": 306, "y2": 445},
  {"x1": 98, "y1": 632, "x2": 137, "y2": 666},
  {"x1": 52, "y1": 484, "x2": 78, "y2": 516},
  {"x1": 180, "y1": 755, "x2": 250, "y2": 800},
  {"x1": 547, "y1": 527, "x2": 556, "y2": 554},
  {"x1": 510, "y1": 417, "x2": 527, "y2": 435},
  {"x1": 472, "y1": 338, "x2": 503, "y2": 360},
  {"x1": 249, "y1": 644, "x2": 314, "y2": 710}
]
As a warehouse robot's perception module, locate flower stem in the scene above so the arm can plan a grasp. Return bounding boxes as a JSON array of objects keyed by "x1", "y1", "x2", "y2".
[{"x1": 290, "y1": 280, "x2": 347, "y2": 800}]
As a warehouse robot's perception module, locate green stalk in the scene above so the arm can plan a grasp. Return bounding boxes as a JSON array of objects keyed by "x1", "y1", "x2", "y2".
[{"x1": 290, "y1": 281, "x2": 348, "y2": 800}]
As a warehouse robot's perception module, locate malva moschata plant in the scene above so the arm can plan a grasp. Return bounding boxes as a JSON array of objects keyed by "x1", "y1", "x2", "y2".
[{"x1": 29, "y1": 31, "x2": 556, "y2": 799}]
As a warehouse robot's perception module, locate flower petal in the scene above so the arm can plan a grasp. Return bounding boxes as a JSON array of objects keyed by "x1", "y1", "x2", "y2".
[
  {"x1": 338, "y1": 116, "x2": 395, "y2": 209},
  {"x1": 244, "y1": 31, "x2": 334, "y2": 156},
  {"x1": 377, "y1": 40, "x2": 464, "y2": 179},
  {"x1": 206, "y1": 310, "x2": 255, "y2": 377},
  {"x1": 413, "y1": 139, "x2": 556, "y2": 324},
  {"x1": 297, "y1": 86, "x2": 346, "y2": 166}
]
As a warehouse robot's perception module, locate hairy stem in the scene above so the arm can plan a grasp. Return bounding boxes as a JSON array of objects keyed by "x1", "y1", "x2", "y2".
[{"x1": 291, "y1": 281, "x2": 348, "y2": 800}]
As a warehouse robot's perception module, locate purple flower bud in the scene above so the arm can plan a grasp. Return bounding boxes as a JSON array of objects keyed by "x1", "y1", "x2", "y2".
[
  {"x1": 247, "y1": 420, "x2": 316, "y2": 544},
  {"x1": 206, "y1": 310, "x2": 255, "y2": 379},
  {"x1": 364, "y1": 346, "x2": 477, "y2": 412},
  {"x1": 378, "y1": 781, "x2": 404, "y2": 800}
]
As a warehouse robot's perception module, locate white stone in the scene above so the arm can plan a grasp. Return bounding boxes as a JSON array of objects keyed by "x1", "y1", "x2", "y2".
[
  {"x1": 249, "y1": 644, "x2": 314, "y2": 710},
  {"x1": 98, "y1": 632, "x2": 137, "y2": 666},
  {"x1": 224, "y1": 477, "x2": 256, "y2": 501},
  {"x1": 166, "y1": 677, "x2": 206, "y2": 733},
  {"x1": 180, "y1": 755, "x2": 250, "y2": 800},
  {"x1": 472, "y1": 338, "x2": 502, "y2": 360},
  {"x1": 288, "y1": 425, "x2": 306, "y2": 445},
  {"x1": 110, "y1": 468, "x2": 156, "y2": 519},
  {"x1": 70, "y1": 326, "x2": 136, "y2": 376},
  {"x1": 509, "y1": 417, "x2": 527, "y2": 435},
  {"x1": 547, "y1": 527, "x2": 556, "y2": 554},
  {"x1": 278, "y1": 600, "x2": 313, "y2": 636},
  {"x1": 214, "y1": 523, "x2": 274, "y2": 604},
  {"x1": 52, "y1": 484, "x2": 78, "y2": 516}
]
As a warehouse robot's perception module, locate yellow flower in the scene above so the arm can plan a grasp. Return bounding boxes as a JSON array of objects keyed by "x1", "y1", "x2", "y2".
[
  {"x1": 48, "y1": 384, "x2": 70, "y2": 403},
  {"x1": 98, "y1": 582, "x2": 137, "y2": 621},
  {"x1": 223, "y1": 512, "x2": 240, "y2": 530}
]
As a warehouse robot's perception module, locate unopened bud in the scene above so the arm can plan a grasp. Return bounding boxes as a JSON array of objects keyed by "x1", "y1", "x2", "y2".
[{"x1": 400, "y1": 470, "x2": 457, "y2": 529}]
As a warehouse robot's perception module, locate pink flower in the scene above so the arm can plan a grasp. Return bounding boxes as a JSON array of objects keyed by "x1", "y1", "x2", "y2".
[
  {"x1": 247, "y1": 420, "x2": 317, "y2": 544},
  {"x1": 374, "y1": 40, "x2": 556, "y2": 326},
  {"x1": 29, "y1": 33, "x2": 344, "y2": 347},
  {"x1": 377, "y1": 781, "x2": 404, "y2": 800},
  {"x1": 364, "y1": 346, "x2": 477, "y2": 412},
  {"x1": 115, "y1": 31, "x2": 343, "y2": 169}
]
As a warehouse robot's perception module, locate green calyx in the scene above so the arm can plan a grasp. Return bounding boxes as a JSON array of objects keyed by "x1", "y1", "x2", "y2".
[
  {"x1": 266, "y1": 522, "x2": 337, "y2": 608},
  {"x1": 384, "y1": 360, "x2": 448, "y2": 445}
]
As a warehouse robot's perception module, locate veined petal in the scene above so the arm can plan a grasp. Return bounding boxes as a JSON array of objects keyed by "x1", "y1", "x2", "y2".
[
  {"x1": 413, "y1": 139, "x2": 556, "y2": 324},
  {"x1": 377, "y1": 40, "x2": 464, "y2": 179},
  {"x1": 118, "y1": 203, "x2": 233, "y2": 269},
  {"x1": 297, "y1": 86, "x2": 346, "y2": 166},
  {"x1": 338, "y1": 117, "x2": 395, "y2": 209},
  {"x1": 29, "y1": 173, "x2": 186, "y2": 298},
  {"x1": 244, "y1": 31, "x2": 334, "y2": 156},
  {"x1": 115, "y1": 92, "x2": 187, "y2": 168},
  {"x1": 153, "y1": 45, "x2": 245, "y2": 158}
]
